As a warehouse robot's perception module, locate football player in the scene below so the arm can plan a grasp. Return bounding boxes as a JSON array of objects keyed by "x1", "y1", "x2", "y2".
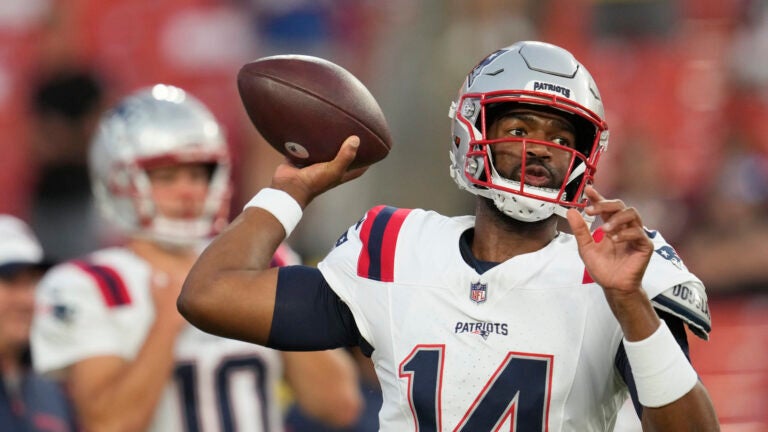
[
  {"x1": 30, "y1": 85, "x2": 361, "y2": 432},
  {"x1": 179, "y1": 42, "x2": 720, "y2": 430}
]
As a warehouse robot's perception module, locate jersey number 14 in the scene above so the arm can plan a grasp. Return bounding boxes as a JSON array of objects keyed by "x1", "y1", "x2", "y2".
[{"x1": 399, "y1": 345, "x2": 553, "y2": 431}]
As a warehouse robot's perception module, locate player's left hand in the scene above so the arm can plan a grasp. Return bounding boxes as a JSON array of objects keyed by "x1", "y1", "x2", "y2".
[
  {"x1": 151, "y1": 270, "x2": 188, "y2": 334},
  {"x1": 566, "y1": 185, "x2": 654, "y2": 297}
]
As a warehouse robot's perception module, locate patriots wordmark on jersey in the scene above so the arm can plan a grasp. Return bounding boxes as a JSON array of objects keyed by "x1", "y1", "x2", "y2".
[{"x1": 319, "y1": 206, "x2": 710, "y2": 432}]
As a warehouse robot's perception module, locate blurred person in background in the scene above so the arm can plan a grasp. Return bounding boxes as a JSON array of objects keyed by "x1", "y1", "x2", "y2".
[
  {"x1": 28, "y1": 69, "x2": 107, "y2": 261},
  {"x1": 676, "y1": 129, "x2": 768, "y2": 294},
  {"x1": 31, "y1": 84, "x2": 361, "y2": 431},
  {"x1": 680, "y1": 0, "x2": 768, "y2": 296},
  {"x1": 0, "y1": 215, "x2": 75, "y2": 432}
]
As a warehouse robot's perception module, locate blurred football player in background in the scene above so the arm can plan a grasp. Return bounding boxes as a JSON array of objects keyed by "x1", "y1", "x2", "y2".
[
  {"x1": 179, "y1": 41, "x2": 720, "y2": 431},
  {"x1": 0, "y1": 215, "x2": 74, "y2": 431},
  {"x1": 30, "y1": 85, "x2": 361, "y2": 432}
]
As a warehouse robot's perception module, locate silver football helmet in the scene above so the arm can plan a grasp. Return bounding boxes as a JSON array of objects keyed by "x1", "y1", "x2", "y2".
[
  {"x1": 89, "y1": 84, "x2": 231, "y2": 247},
  {"x1": 449, "y1": 41, "x2": 609, "y2": 222}
]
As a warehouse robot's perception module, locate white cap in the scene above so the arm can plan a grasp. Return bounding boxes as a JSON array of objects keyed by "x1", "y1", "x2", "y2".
[{"x1": 0, "y1": 215, "x2": 48, "y2": 278}]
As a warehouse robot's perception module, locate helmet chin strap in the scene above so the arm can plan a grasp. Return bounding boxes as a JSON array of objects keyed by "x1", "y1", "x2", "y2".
[
  {"x1": 567, "y1": 161, "x2": 586, "y2": 184},
  {"x1": 552, "y1": 162, "x2": 595, "y2": 226},
  {"x1": 139, "y1": 216, "x2": 212, "y2": 250},
  {"x1": 552, "y1": 204, "x2": 595, "y2": 226}
]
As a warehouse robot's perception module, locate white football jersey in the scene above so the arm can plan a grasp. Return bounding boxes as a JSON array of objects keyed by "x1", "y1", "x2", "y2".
[
  {"x1": 318, "y1": 206, "x2": 706, "y2": 432},
  {"x1": 31, "y1": 243, "x2": 300, "y2": 432}
]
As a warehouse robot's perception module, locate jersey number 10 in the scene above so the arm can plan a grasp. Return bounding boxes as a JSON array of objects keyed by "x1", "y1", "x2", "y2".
[{"x1": 175, "y1": 355, "x2": 269, "y2": 431}]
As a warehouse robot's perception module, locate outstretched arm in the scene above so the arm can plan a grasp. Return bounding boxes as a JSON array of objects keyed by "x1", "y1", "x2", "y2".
[
  {"x1": 178, "y1": 136, "x2": 367, "y2": 345},
  {"x1": 567, "y1": 186, "x2": 719, "y2": 431}
]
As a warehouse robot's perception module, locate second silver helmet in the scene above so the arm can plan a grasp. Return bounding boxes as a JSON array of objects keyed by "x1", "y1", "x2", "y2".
[{"x1": 89, "y1": 84, "x2": 231, "y2": 246}]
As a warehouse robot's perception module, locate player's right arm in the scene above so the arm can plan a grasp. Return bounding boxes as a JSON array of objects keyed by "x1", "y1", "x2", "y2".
[{"x1": 179, "y1": 136, "x2": 366, "y2": 345}]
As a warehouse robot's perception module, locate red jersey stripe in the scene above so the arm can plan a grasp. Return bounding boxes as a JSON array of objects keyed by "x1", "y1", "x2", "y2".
[
  {"x1": 378, "y1": 208, "x2": 411, "y2": 282},
  {"x1": 357, "y1": 205, "x2": 386, "y2": 279},
  {"x1": 72, "y1": 261, "x2": 132, "y2": 307}
]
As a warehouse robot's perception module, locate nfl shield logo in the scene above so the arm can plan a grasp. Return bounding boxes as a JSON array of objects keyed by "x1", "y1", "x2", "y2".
[{"x1": 470, "y1": 281, "x2": 487, "y2": 304}]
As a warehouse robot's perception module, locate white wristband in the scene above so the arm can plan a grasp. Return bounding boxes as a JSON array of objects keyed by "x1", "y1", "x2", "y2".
[
  {"x1": 243, "y1": 188, "x2": 303, "y2": 237},
  {"x1": 623, "y1": 321, "x2": 698, "y2": 408}
]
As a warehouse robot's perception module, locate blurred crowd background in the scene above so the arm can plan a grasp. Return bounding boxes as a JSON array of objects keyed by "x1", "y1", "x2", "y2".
[{"x1": 0, "y1": 0, "x2": 766, "y2": 430}]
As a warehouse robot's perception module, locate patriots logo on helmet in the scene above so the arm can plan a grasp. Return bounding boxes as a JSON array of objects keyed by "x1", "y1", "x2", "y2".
[
  {"x1": 655, "y1": 245, "x2": 683, "y2": 270},
  {"x1": 467, "y1": 49, "x2": 508, "y2": 87},
  {"x1": 470, "y1": 281, "x2": 487, "y2": 304},
  {"x1": 531, "y1": 81, "x2": 572, "y2": 98}
]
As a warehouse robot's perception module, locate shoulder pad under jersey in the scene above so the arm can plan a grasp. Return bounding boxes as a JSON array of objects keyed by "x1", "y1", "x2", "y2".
[{"x1": 652, "y1": 282, "x2": 711, "y2": 340}]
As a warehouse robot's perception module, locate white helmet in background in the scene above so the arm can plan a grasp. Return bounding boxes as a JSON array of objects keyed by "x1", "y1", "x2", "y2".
[
  {"x1": 89, "y1": 84, "x2": 231, "y2": 247},
  {"x1": 449, "y1": 41, "x2": 609, "y2": 222}
]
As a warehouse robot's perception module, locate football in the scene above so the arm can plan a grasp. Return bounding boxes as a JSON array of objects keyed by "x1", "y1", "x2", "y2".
[{"x1": 237, "y1": 54, "x2": 392, "y2": 169}]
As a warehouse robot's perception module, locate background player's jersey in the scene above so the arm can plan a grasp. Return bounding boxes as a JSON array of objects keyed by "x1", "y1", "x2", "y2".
[
  {"x1": 31, "y1": 244, "x2": 299, "y2": 432},
  {"x1": 318, "y1": 206, "x2": 707, "y2": 432}
]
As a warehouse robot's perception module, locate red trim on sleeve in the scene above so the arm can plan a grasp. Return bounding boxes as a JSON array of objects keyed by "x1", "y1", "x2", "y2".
[
  {"x1": 357, "y1": 205, "x2": 385, "y2": 279},
  {"x1": 378, "y1": 208, "x2": 411, "y2": 282},
  {"x1": 72, "y1": 261, "x2": 132, "y2": 307}
]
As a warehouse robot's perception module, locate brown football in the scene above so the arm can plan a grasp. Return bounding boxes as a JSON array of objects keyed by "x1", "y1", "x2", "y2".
[{"x1": 237, "y1": 54, "x2": 392, "y2": 169}]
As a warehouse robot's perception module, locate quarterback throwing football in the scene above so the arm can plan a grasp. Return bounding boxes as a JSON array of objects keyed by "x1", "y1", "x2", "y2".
[{"x1": 180, "y1": 42, "x2": 719, "y2": 431}]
